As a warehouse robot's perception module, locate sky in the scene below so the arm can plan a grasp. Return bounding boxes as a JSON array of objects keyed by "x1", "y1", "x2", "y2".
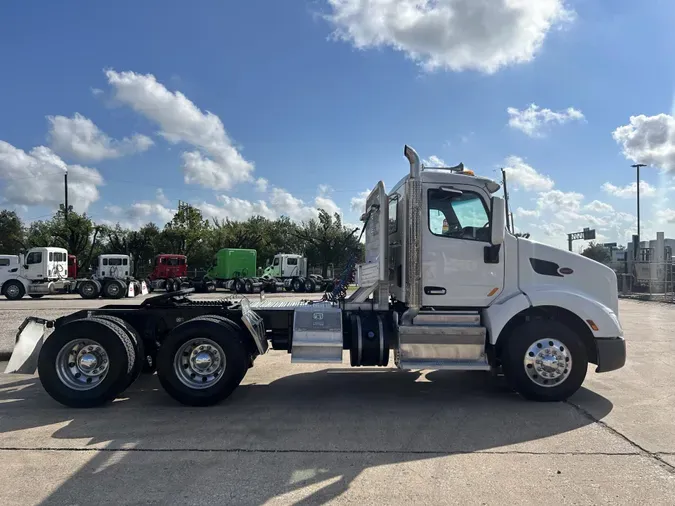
[{"x1": 1, "y1": 0, "x2": 674, "y2": 251}]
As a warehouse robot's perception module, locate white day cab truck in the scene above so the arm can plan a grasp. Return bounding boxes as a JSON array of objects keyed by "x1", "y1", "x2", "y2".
[
  {"x1": 0, "y1": 248, "x2": 147, "y2": 300},
  {"x1": 5, "y1": 145, "x2": 625, "y2": 408},
  {"x1": 262, "y1": 253, "x2": 333, "y2": 293}
]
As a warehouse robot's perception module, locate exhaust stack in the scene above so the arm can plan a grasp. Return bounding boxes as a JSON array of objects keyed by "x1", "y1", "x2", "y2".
[{"x1": 402, "y1": 145, "x2": 422, "y2": 324}]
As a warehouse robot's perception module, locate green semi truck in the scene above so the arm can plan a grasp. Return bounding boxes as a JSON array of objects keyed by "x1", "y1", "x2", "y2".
[{"x1": 206, "y1": 248, "x2": 332, "y2": 293}]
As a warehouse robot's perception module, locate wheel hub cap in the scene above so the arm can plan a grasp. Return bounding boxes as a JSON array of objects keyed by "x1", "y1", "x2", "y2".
[
  {"x1": 56, "y1": 339, "x2": 110, "y2": 391},
  {"x1": 523, "y1": 338, "x2": 572, "y2": 388},
  {"x1": 7, "y1": 286, "x2": 19, "y2": 297},
  {"x1": 175, "y1": 339, "x2": 226, "y2": 390}
]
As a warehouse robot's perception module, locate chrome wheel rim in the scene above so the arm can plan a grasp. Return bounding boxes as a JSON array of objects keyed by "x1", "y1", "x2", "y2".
[
  {"x1": 6, "y1": 285, "x2": 20, "y2": 298},
  {"x1": 174, "y1": 338, "x2": 226, "y2": 390},
  {"x1": 107, "y1": 284, "x2": 120, "y2": 296},
  {"x1": 523, "y1": 338, "x2": 572, "y2": 387},
  {"x1": 56, "y1": 339, "x2": 110, "y2": 391}
]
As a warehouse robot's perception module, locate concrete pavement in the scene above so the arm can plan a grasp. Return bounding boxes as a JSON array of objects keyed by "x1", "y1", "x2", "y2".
[{"x1": 0, "y1": 299, "x2": 673, "y2": 505}]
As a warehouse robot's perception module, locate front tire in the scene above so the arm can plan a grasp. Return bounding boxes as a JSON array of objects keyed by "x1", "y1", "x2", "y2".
[
  {"x1": 37, "y1": 318, "x2": 135, "y2": 408},
  {"x1": 3, "y1": 280, "x2": 25, "y2": 300},
  {"x1": 29, "y1": 294, "x2": 45, "y2": 299},
  {"x1": 156, "y1": 316, "x2": 249, "y2": 406},
  {"x1": 501, "y1": 320, "x2": 588, "y2": 402}
]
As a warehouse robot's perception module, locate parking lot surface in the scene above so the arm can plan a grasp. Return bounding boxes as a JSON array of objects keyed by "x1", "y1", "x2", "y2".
[{"x1": 0, "y1": 298, "x2": 674, "y2": 505}]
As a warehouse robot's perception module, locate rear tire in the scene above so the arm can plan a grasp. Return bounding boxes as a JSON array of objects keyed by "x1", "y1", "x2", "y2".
[
  {"x1": 234, "y1": 278, "x2": 245, "y2": 293},
  {"x1": 500, "y1": 320, "x2": 588, "y2": 402},
  {"x1": 292, "y1": 277, "x2": 304, "y2": 293},
  {"x1": 29, "y1": 294, "x2": 45, "y2": 299},
  {"x1": 156, "y1": 316, "x2": 249, "y2": 406},
  {"x1": 304, "y1": 278, "x2": 317, "y2": 292},
  {"x1": 103, "y1": 279, "x2": 127, "y2": 299},
  {"x1": 3, "y1": 280, "x2": 25, "y2": 300},
  {"x1": 166, "y1": 278, "x2": 174, "y2": 292},
  {"x1": 244, "y1": 278, "x2": 254, "y2": 293},
  {"x1": 92, "y1": 315, "x2": 145, "y2": 388},
  {"x1": 37, "y1": 318, "x2": 135, "y2": 408},
  {"x1": 173, "y1": 279, "x2": 181, "y2": 292},
  {"x1": 78, "y1": 280, "x2": 100, "y2": 299}
]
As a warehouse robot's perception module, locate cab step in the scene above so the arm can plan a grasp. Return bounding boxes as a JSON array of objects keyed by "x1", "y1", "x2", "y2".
[
  {"x1": 396, "y1": 322, "x2": 489, "y2": 371},
  {"x1": 412, "y1": 310, "x2": 481, "y2": 326}
]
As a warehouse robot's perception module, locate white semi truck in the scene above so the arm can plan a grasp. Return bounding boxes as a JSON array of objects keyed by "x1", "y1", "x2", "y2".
[
  {"x1": 0, "y1": 248, "x2": 145, "y2": 300},
  {"x1": 262, "y1": 253, "x2": 332, "y2": 292},
  {"x1": 5, "y1": 145, "x2": 625, "y2": 408}
]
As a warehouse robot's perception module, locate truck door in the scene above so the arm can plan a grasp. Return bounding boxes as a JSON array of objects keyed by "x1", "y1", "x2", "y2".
[
  {"x1": 422, "y1": 184, "x2": 504, "y2": 307},
  {"x1": 24, "y1": 251, "x2": 45, "y2": 280}
]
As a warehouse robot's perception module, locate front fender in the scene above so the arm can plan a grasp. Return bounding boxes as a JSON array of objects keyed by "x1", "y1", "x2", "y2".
[{"x1": 525, "y1": 289, "x2": 622, "y2": 338}]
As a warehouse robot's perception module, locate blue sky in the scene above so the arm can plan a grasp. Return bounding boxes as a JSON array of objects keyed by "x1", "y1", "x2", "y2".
[{"x1": 1, "y1": 0, "x2": 674, "y2": 250}]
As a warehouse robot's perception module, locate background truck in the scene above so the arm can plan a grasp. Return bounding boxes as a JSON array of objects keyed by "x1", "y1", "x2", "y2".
[
  {"x1": 0, "y1": 247, "x2": 71, "y2": 300},
  {"x1": 5, "y1": 145, "x2": 626, "y2": 409},
  {"x1": 145, "y1": 254, "x2": 215, "y2": 293},
  {"x1": 0, "y1": 248, "x2": 146, "y2": 300},
  {"x1": 207, "y1": 248, "x2": 281, "y2": 293},
  {"x1": 262, "y1": 253, "x2": 333, "y2": 292}
]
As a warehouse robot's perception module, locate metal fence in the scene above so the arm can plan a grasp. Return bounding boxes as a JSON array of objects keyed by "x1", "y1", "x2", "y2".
[{"x1": 613, "y1": 261, "x2": 675, "y2": 302}]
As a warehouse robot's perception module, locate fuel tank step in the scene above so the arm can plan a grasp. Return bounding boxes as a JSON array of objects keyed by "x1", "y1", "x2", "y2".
[{"x1": 396, "y1": 323, "x2": 489, "y2": 371}]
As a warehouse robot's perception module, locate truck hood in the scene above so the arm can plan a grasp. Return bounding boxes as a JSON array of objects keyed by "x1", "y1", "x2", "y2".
[{"x1": 517, "y1": 237, "x2": 619, "y2": 315}]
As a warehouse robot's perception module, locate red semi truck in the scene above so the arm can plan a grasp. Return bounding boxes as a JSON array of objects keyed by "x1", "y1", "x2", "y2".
[{"x1": 146, "y1": 254, "x2": 215, "y2": 293}]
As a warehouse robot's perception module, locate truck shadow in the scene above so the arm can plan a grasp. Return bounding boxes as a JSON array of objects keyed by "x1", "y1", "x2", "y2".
[{"x1": 0, "y1": 369, "x2": 613, "y2": 505}]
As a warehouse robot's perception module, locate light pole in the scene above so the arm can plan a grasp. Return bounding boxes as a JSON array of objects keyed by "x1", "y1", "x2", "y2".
[{"x1": 631, "y1": 163, "x2": 646, "y2": 251}]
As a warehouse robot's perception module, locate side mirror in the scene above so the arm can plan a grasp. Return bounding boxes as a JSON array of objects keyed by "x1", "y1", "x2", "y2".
[
  {"x1": 23, "y1": 265, "x2": 29, "y2": 270},
  {"x1": 490, "y1": 196, "x2": 506, "y2": 245}
]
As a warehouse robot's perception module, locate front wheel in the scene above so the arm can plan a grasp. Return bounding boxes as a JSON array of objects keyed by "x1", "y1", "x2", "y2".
[
  {"x1": 78, "y1": 280, "x2": 100, "y2": 299},
  {"x1": 500, "y1": 320, "x2": 588, "y2": 402},
  {"x1": 3, "y1": 280, "x2": 25, "y2": 300}
]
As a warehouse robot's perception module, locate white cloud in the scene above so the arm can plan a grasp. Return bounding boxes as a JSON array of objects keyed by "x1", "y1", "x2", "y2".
[
  {"x1": 155, "y1": 188, "x2": 170, "y2": 206},
  {"x1": 47, "y1": 113, "x2": 153, "y2": 162},
  {"x1": 507, "y1": 104, "x2": 584, "y2": 137},
  {"x1": 503, "y1": 156, "x2": 554, "y2": 191},
  {"x1": 423, "y1": 155, "x2": 446, "y2": 167},
  {"x1": 0, "y1": 141, "x2": 103, "y2": 212},
  {"x1": 105, "y1": 69, "x2": 254, "y2": 190},
  {"x1": 350, "y1": 189, "x2": 371, "y2": 213},
  {"x1": 601, "y1": 181, "x2": 656, "y2": 199},
  {"x1": 612, "y1": 114, "x2": 675, "y2": 171},
  {"x1": 326, "y1": 0, "x2": 573, "y2": 73},
  {"x1": 516, "y1": 207, "x2": 540, "y2": 218},
  {"x1": 537, "y1": 189, "x2": 584, "y2": 213},
  {"x1": 656, "y1": 209, "x2": 675, "y2": 223},
  {"x1": 584, "y1": 200, "x2": 614, "y2": 214},
  {"x1": 103, "y1": 194, "x2": 174, "y2": 229},
  {"x1": 91, "y1": 87, "x2": 104, "y2": 97},
  {"x1": 255, "y1": 177, "x2": 269, "y2": 192},
  {"x1": 198, "y1": 186, "x2": 343, "y2": 224}
]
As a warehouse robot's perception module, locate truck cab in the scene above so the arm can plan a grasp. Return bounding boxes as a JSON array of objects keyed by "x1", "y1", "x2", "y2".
[
  {"x1": 263, "y1": 254, "x2": 307, "y2": 278},
  {"x1": 95, "y1": 254, "x2": 132, "y2": 279},
  {"x1": 150, "y1": 254, "x2": 187, "y2": 281},
  {"x1": 1, "y1": 247, "x2": 70, "y2": 299}
]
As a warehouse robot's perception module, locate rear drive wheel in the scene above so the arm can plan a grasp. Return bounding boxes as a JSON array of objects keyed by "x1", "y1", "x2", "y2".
[
  {"x1": 292, "y1": 277, "x2": 304, "y2": 292},
  {"x1": 29, "y1": 294, "x2": 45, "y2": 299},
  {"x1": 103, "y1": 279, "x2": 125, "y2": 299},
  {"x1": 501, "y1": 320, "x2": 588, "y2": 402},
  {"x1": 304, "y1": 278, "x2": 317, "y2": 292},
  {"x1": 157, "y1": 316, "x2": 249, "y2": 406},
  {"x1": 166, "y1": 278, "x2": 174, "y2": 292},
  {"x1": 234, "y1": 278, "x2": 245, "y2": 293},
  {"x1": 37, "y1": 318, "x2": 135, "y2": 408},
  {"x1": 92, "y1": 315, "x2": 145, "y2": 388},
  {"x1": 173, "y1": 279, "x2": 182, "y2": 292},
  {"x1": 3, "y1": 280, "x2": 25, "y2": 300},
  {"x1": 78, "y1": 280, "x2": 99, "y2": 299},
  {"x1": 244, "y1": 278, "x2": 254, "y2": 293}
]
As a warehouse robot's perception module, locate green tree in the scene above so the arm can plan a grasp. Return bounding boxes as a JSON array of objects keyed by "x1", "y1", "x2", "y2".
[
  {"x1": 294, "y1": 210, "x2": 361, "y2": 277},
  {"x1": 0, "y1": 210, "x2": 26, "y2": 253},
  {"x1": 580, "y1": 242, "x2": 610, "y2": 263}
]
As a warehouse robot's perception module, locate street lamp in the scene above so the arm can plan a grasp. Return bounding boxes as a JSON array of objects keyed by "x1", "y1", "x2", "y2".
[{"x1": 631, "y1": 163, "x2": 646, "y2": 247}]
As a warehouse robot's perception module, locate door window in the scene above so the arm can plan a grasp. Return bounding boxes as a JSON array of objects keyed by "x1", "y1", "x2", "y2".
[
  {"x1": 286, "y1": 257, "x2": 298, "y2": 266},
  {"x1": 26, "y1": 252, "x2": 42, "y2": 264},
  {"x1": 428, "y1": 189, "x2": 490, "y2": 242},
  {"x1": 273, "y1": 257, "x2": 280, "y2": 266}
]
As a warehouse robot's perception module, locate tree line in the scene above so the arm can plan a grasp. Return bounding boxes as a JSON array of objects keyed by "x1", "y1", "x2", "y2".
[{"x1": 0, "y1": 206, "x2": 364, "y2": 278}]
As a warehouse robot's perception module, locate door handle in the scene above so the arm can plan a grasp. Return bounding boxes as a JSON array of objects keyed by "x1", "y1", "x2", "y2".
[
  {"x1": 424, "y1": 286, "x2": 446, "y2": 295},
  {"x1": 389, "y1": 241, "x2": 401, "y2": 247}
]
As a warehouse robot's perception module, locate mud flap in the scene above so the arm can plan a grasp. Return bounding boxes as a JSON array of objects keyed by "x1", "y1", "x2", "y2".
[
  {"x1": 4, "y1": 318, "x2": 51, "y2": 374},
  {"x1": 127, "y1": 282, "x2": 136, "y2": 297},
  {"x1": 140, "y1": 281, "x2": 149, "y2": 295}
]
